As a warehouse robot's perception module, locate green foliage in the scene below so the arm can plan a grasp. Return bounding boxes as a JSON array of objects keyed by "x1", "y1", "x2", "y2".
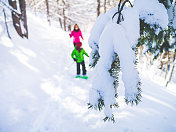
[
  {"x1": 125, "y1": 81, "x2": 142, "y2": 105},
  {"x1": 126, "y1": 49, "x2": 142, "y2": 105},
  {"x1": 88, "y1": 101, "x2": 119, "y2": 112},
  {"x1": 88, "y1": 101, "x2": 118, "y2": 123},
  {"x1": 158, "y1": 0, "x2": 171, "y2": 9},
  {"x1": 103, "y1": 115, "x2": 115, "y2": 123},
  {"x1": 109, "y1": 53, "x2": 121, "y2": 99},
  {"x1": 124, "y1": 49, "x2": 142, "y2": 105},
  {"x1": 89, "y1": 49, "x2": 100, "y2": 68},
  {"x1": 138, "y1": 19, "x2": 176, "y2": 60},
  {"x1": 88, "y1": 88, "x2": 119, "y2": 123},
  {"x1": 87, "y1": 90, "x2": 105, "y2": 111},
  {"x1": 88, "y1": 52, "x2": 142, "y2": 122},
  {"x1": 88, "y1": 1, "x2": 145, "y2": 123}
]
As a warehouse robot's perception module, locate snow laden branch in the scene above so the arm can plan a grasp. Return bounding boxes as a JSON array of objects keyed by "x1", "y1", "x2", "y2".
[
  {"x1": 88, "y1": 0, "x2": 168, "y2": 122},
  {"x1": 135, "y1": 0, "x2": 168, "y2": 57}
]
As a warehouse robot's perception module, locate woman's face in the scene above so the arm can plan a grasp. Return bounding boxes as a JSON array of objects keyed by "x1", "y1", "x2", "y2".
[{"x1": 75, "y1": 25, "x2": 78, "y2": 30}]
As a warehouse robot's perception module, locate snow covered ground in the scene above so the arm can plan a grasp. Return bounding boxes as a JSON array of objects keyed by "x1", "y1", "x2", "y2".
[{"x1": 0, "y1": 12, "x2": 176, "y2": 132}]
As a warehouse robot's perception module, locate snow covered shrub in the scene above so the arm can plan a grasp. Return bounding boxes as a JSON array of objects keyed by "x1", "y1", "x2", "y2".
[{"x1": 88, "y1": 0, "x2": 168, "y2": 122}]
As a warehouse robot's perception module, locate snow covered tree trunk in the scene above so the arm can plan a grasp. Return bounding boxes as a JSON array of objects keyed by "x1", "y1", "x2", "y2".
[
  {"x1": 19, "y1": 0, "x2": 28, "y2": 38},
  {"x1": 8, "y1": 0, "x2": 23, "y2": 38}
]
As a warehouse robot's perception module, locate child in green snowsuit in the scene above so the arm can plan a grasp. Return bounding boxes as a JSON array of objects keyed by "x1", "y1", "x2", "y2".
[{"x1": 71, "y1": 42, "x2": 89, "y2": 78}]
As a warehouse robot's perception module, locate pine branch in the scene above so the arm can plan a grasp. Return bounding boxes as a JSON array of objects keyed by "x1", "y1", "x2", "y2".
[
  {"x1": 103, "y1": 114, "x2": 115, "y2": 123},
  {"x1": 125, "y1": 81, "x2": 142, "y2": 105},
  {"x1": 89, "y1": 49, "x2": 100, "y2": 68},
  {"x1": 109, "y1": 53, "x2": 120, "y2": 99}
]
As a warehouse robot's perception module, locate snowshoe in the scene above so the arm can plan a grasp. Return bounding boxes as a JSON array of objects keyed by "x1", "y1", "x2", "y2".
[
  {"x1": 76, "y1": 75, "x2": 81, "y2": 78},
  {"x1": 75, "y1": 75, "x2": 88, "y2": 79},
  {"x1": 81, "y1": 76, "x2": 88, "y2": 79}
]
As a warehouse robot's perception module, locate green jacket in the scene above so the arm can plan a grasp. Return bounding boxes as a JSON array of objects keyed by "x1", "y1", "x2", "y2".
[{"x1": 71, "y1": 48, "x2": 89, "y2": 63}]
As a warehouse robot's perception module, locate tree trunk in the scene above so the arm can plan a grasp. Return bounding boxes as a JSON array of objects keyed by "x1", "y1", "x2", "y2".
[
  {"x1": 68, "y1": 25, "x2": 71, "y2": 31},
  {"x1": 139, "y1": 45, "x2": 143, "y2": 63},
  {"x1": 45, "y1": 0, "x2": 50, "y2": 25},
  {"x1": 159, "y1": 51, "x2": 165, "y2": 69},
  {"x1": 33, "y1": 0, "x2": 37, "y2": 15},
  {"x1": 97, "y1": 0, "x2": 100, "y2": 17},
  {"x1": 107, "y1": 0, "x2": 111, "y2": 6},
  {"x1": 104, "y1": 0, "x2": 106, "y2": 13},
  {"x1": 19, "y1": 0, "x2": 28, "y2": 38},
  {"x1": 62, "y1": 0, "x2": 66, "y2": 31},
  {"x1": 56, "y1": 0, "x2": 63, "y2": 29},
  {"x1": 165, "y1": 52, "x2": 169, "y2": 80},
  {"x1": 63, "y1": 9, "x2": 66, "y2": 31},
  {"x1": 8, "y1": 0, "x2": 23, "y2": 38},
  {"x1": 166, "y1": 53, "x2": 176, "y2": 86},
  {"x1": 59, "y1": 18, "x2": 63, "y2": 28},
  {"x1": 3, "y1": 9, "x2": 11, "y2": 39}
]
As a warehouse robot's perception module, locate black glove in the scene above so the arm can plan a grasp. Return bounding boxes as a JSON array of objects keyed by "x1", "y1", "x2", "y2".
[{"x1": 73, "y1": 58, "x2": 77, "y2": 62}]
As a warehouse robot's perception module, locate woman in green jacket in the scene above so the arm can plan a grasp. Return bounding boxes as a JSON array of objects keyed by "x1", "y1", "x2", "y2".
[{"x1": 71, "y1": 42, "x2": 89, "y2": 79}]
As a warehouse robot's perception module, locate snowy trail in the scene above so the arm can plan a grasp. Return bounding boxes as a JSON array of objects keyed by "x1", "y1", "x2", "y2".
[{"x1": 0, "y1": 13, "x2": 176, "y2": 132}]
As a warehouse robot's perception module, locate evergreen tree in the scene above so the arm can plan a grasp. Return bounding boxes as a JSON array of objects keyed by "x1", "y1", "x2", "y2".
[
  {"x1": 88, "y1": 0, "x2": 169, "y2": 122},
  {"x1": 137, "y1": 0, "x2": 176, "y2": 85},
  {"x1": 88, "y1": 0, "x2": 142, "y2": 122}
]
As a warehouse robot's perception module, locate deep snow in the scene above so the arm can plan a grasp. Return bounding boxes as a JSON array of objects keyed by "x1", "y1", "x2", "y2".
[{"x1": 0, "y1": 12, "x2": 176, "y2": 132}]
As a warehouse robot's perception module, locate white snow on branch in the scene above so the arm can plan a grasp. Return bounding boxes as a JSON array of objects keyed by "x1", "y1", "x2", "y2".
[{"x1": 134, "y1": 0, "x2": 168, "y2": 29}]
